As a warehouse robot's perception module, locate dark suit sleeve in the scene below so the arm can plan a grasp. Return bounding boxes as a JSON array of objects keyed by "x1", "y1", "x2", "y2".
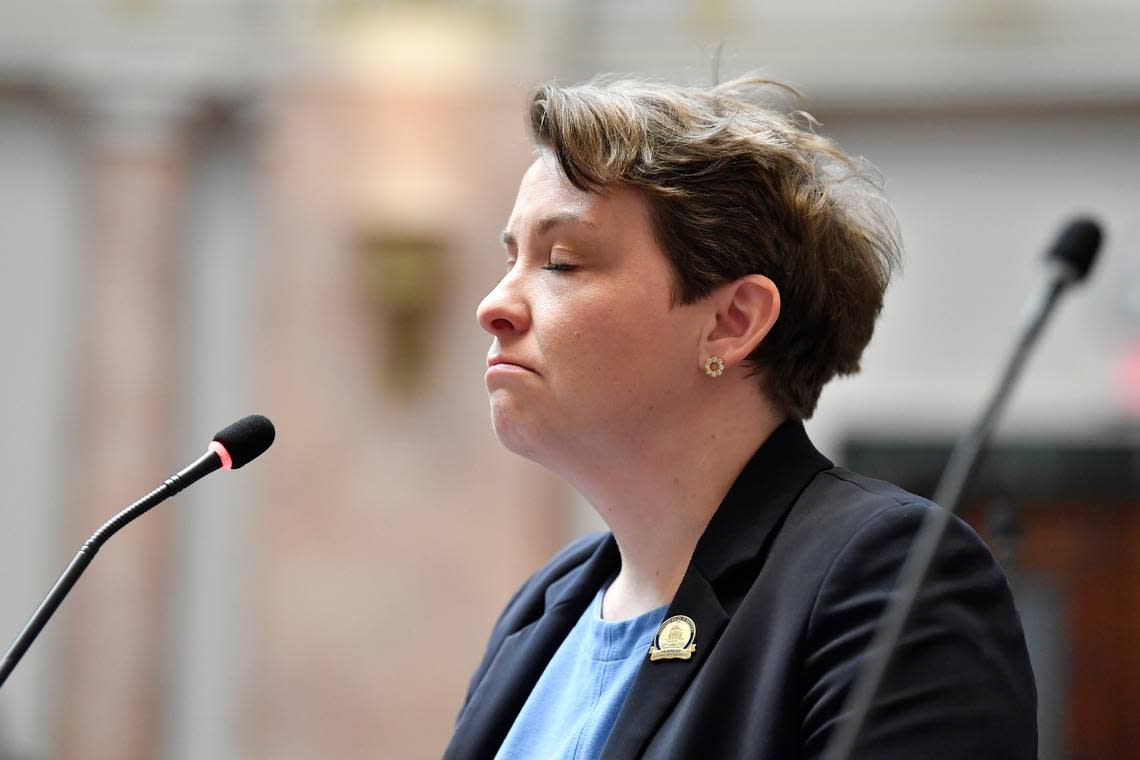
[{"x1": 799, "y1": 502, "x2": 1037, "y2": 759}]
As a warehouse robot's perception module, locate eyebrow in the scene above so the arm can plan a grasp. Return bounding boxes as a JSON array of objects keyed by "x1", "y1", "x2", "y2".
[{"x1": 500, "y1": 213, "x2": 597, "y2": 247}]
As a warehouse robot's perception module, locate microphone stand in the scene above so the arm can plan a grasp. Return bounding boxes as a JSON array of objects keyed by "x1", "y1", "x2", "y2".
[
  {"x1": 0, "y1": 451, "x2": 220, "y2": 689},
  {"x1": 822, "y1": 274, "x2": 1072, "y2": 760}
]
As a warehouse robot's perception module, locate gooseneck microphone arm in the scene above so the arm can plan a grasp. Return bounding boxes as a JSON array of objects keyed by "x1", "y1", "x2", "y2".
[
  {"x1": 0, "y1": 414, "x2": 275, "y2": 690},
  {"x1": 0, "y1": 452, "x2": 221, "y2": 688},
  {"x1": 822, "y1": 219, "x2": 1102, "y2": 760}
]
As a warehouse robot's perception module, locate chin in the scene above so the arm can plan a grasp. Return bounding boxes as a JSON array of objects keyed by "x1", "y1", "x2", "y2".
[{"x1": 489, "y1": 397, "x2": 543, "y2": 461}]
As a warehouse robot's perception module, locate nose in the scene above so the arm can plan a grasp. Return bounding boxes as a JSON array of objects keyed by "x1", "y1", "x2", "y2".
[{"x1": 476, "y1": 271, "x2": 530, "y2": 338}]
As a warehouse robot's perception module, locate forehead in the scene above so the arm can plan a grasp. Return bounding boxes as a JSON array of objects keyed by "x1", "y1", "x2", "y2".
[{"x1": 504, "y1": 152, "x2": 656, "y2": 242}]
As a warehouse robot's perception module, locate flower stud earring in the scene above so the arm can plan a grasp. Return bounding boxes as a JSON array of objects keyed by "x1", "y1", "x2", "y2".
[{"x1": 704, "y1": 355, "x2": 725, "y2": 378}]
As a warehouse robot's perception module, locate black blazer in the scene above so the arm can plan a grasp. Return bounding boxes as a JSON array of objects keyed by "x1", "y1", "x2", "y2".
[{"x1": 444, "y1": 422, "x2": 1037, "y2": 759}]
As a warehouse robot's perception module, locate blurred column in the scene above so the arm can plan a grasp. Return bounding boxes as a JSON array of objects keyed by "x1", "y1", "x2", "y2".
[
  {"x1": 0, "y1": 94, "x2": 84, "y2": 760},
  {"x1": 55, "y1": 92, "x2": 191, "y2": 760},
  {"x1": 163, "y1": 106, "x2": 260, "y2": 760}
]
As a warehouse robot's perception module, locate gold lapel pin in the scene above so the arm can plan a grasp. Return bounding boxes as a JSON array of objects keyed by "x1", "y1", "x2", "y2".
[{"x1": 649, "y1": 615, "x2": 696, "y2": 661}]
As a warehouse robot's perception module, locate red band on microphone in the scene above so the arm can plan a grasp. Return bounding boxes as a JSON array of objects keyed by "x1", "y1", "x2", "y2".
[{"x1": 209, "y1": 440, "x2": 233, "y2": 470}]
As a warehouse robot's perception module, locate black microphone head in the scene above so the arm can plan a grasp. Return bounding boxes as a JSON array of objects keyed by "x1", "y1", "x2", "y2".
[
  {"x1": 212, "y1": 415, "x2": 275, "y2": 469},
  {"x1": 1048, "y1": 218, "x2": 1102, "y2": 284}
]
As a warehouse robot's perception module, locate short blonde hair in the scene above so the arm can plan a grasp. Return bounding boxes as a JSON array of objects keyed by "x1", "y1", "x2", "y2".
[{"x1": 528, "y1": 76, "x2": 900, "y2": 419}]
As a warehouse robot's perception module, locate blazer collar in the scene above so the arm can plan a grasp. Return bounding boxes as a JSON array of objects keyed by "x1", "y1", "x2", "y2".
[
  {"x1": 601, "y1": 420, "x2": 832, "y2": 759},
  {"x1": 691, "y1": 419, "x2": 832, "y2": 583},
  {"x1": 543, "y1": 535, "x2": 620, "y2": 611}
]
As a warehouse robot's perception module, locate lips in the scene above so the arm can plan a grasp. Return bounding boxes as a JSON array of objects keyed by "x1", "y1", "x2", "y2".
[{"x1": 487, "y1": 355, "x2": 537, "y2": 374}]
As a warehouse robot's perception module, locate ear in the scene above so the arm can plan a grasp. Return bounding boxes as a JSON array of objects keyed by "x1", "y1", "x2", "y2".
[{"x1": 701, "y1": 274, "x2": 781, "y2": 370}]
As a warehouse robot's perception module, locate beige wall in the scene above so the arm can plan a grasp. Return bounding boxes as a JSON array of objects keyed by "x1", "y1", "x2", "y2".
[{"x1": 0, "y1": 3, "x2": 1138, "y2": 759}]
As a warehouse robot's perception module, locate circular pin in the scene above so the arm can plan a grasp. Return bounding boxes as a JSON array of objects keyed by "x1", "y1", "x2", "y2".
[{"x1": 649, "y1": 615, "x2": 696, "y2": 661}]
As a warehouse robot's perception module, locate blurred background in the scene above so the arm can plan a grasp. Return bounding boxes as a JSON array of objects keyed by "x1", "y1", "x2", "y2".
[{"x1": 0, "y1": 1, "x2": 1137, "y2": 758}]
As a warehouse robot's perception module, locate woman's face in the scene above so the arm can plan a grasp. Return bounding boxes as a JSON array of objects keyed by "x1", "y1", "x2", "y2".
[{"x1": 477, "y1": 152, "x2": 708, "y2": 466}]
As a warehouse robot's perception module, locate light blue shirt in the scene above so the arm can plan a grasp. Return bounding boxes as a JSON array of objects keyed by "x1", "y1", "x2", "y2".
[{"x1": 494, "y1": 581, "x2": 669, "y2": 760}]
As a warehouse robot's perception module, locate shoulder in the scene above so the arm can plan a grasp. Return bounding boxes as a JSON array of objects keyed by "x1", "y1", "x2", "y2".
[
  {"x1": 772, "y1": 466, "x2": 990, "y2": 577},
  {"x1": 776, "y1": 466, "x2": 1013, "y2": 644},
  {"x1": 781, "y1": 468, "x2": 1037, "y2": 757},
  {"x1": 795, "y1": 466, "x2": 939, "y2": 532}
]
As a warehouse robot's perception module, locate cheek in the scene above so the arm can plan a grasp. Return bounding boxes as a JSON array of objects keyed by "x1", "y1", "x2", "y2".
[
  {"x1": 543, "y1": 288, "x2": 686, "y2": 394},
  {"x1": 533, "y1": 289, "x2": 606, "y2": 360},
  {"x1": 544, "y1": 295, "x2": 637, "y2": 373}
]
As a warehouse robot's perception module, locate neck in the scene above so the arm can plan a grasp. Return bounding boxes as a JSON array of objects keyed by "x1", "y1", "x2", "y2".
[{"x1": 560, "y1": 389, "x2": 785, "y2": 621}]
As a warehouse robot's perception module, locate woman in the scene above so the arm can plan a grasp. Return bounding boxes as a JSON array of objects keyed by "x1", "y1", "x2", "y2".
[{"x1": 445, "y1": 76, "x2": 1036, "y2": 759}]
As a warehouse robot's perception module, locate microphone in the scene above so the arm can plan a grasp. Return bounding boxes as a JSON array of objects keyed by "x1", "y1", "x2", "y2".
[
  {"x1": 1047, "y1": 217, "x2": 1100, "y2": 285},
  {"x1": 0, "y1": 414, "x2": 275, "y2": 689},
  {"x1": 823, "y1": 219, "x2": 1103, "y2": 760},
  {"x1": 1019, "y1": 217, "x2": 1101, "y2": 328}
]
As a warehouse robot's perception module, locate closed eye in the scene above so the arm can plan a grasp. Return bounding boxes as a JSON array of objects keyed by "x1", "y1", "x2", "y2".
[{"x1": 542, "y1": 263, "x2": 576, "y2": 272}]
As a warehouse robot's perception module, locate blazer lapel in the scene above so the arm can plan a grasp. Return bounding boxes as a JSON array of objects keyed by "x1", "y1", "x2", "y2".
[
  {"x1": 444, "y1": 537, "x2": 620, "y2": 760},
  {"x1": 602, "y1": 421, "x2": 832, "y2": 758},
  {"x1": 600, "y1": 567, "x2": 729, "y2": 759}
]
